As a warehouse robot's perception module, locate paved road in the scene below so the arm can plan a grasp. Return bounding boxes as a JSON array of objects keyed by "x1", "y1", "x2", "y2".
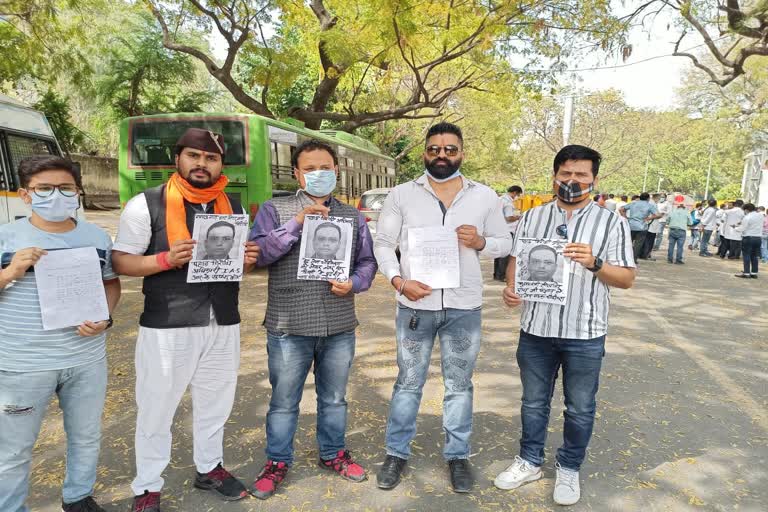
[{"x1": 28, "y1": 211, "x2": 768, "y2": 511}]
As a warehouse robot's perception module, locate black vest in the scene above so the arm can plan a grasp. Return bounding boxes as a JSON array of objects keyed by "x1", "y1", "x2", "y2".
[{"x1": 140, "y1": 184, "x2": 243, "y2": 329}]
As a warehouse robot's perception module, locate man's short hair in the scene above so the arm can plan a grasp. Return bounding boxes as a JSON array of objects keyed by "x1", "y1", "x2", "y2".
[
  {"x1": 313, "y1": 222, "x2": 342, "y2": 240},
  {"x1": 609, "y1": 193, "x2": 615, "y2": 198},
  {"x1": 708, "y1": 199, "x2": 717, "y2": 207},
  {"x1": 743, "y1": 203, "x2": 756, "y2": 212},
  {"x1": 426, "y1": 122, "x2": 463, "y2": 144},
  {"x1": 206, "y1": 221, "x2": 235, "y2": 238},
  {"x1": 508, "y1": 185, "x2": 523, "y2": 194},
  {"x1": 553, "y1": 145, "x2": 602, "y2": 177},
  {"x1": 529, "y1": 244, "x2": 558, "y2": 261},
  {"x1": 734, "y1": 199, "x2": 744, "y2": 207},
  {"x1": 621, "y1": 195, "x2": 628, "y2": 201},
  {"x1": 18, "y1": 155, "x2": 81, "y2": 188},
  {"x1": 291, "y1": 139, "x2": 338, "y2": 169},
  {"x1": 639, "y1": 192, "x2": 650, "y2": 201}
]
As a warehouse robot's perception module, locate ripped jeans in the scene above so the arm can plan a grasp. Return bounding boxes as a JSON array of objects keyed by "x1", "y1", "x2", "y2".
[
  {"x1": 0, "y1": 357, "x2": 107, "y2": 512},
  {"x1": 384, "y1": 305, "x2": 482, "y2": 461}
]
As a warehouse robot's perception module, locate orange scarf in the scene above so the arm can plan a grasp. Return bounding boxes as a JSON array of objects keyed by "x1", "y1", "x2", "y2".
[{"x1": 165, "y1": 172, "x2": 233, "y2": 245}]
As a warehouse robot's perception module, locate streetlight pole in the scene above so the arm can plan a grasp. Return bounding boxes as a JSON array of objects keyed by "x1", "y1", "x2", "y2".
[
  {"x1": 643, "y1": 147, "x2": 650, "y2": 193},
  {"x1": 657, "y1": 176, "x2": 663, "y2": 193},
  {"x1": 704, "y1": 138, "x2": 714, "y2": 199}
]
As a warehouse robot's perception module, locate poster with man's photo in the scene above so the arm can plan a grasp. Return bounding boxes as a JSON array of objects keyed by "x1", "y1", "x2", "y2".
[
  {"x1": 186, "y1": 214, "x2": 249, "y2": 283},
  {"x1": 514, "y1": 238, "x2": 570, "y2": 305},
  {"x1": 297, "y1": 215, "x2": 354, "y2": 281}
]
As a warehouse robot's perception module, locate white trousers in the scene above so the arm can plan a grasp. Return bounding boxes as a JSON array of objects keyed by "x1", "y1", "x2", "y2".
[{"x1": 130, "y1": 317, "x2": 240, "y2": 495}]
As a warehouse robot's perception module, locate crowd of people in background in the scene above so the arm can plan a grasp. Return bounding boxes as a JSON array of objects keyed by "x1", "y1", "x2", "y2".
[{"x1": 595, "y1": 192, "x2": 766, "y2": 278}]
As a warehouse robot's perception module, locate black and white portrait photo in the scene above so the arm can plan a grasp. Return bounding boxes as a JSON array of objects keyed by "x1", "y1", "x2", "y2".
[
  {"x1": 515, "y1": 238, "x2": 570, "y2": 305},
  {"x1": 297, "y1": 214, "x2": 354, "y2": 281},
  {"x1": 187, "y1": 214, "x2": 249, "y2": 283}
]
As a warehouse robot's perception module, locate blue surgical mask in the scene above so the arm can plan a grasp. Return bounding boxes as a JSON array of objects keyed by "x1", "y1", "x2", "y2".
[
  {"x1": 425, "y1": 169, "x2": 462, "y2": 183},
  {"x1": 30, "y1": 189, "x2": 79, "y2": 222},
  {"x1": 303, "y1": 170, "x2": 337, "y2": 197}
]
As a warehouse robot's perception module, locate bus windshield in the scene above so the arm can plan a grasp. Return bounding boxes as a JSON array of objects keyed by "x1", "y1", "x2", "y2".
[{"x1": 130, "y1": 119, "x2": 246, "y2": 167}]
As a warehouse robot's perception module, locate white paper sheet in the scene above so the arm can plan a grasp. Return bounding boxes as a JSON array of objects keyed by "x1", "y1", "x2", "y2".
[
  {"x1": 34, "y1": 247, "x2": 109, "y2": 330},
  {"x1": 408, "y1": 226, "x2": 460, "y2": 289}
]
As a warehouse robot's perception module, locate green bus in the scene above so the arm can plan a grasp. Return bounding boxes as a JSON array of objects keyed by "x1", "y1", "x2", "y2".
[{"x1": 118, "y1": 113, "x2": 397, "y2": 219}]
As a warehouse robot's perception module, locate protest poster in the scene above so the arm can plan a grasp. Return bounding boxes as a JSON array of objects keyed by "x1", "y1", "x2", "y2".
[
  {"x1": 186, "y1": 214, "x2": 249, "y2": 283},
  {"x1": 297, "y1": 214, "x2": 353, "y2": 281},
  {"x1": 514, "y1": 238, "x2": 570, "y2": 305}
]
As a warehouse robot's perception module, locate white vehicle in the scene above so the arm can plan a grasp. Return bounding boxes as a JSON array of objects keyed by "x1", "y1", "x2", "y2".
[
  {"x1": 0, "y1": 94, "x2": 65, "y2": 224},
  {"x1": 357, "y1": 187, "x2": 391, "y2": 235}
]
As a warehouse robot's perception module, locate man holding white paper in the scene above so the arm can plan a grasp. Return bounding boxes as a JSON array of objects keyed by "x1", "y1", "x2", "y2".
[
  {"x1": 373, "y1": 122, "x2": 511, "y2": 494},
  {"x1": 0, "y1": 156, "x2": 121, "y2": 512}
]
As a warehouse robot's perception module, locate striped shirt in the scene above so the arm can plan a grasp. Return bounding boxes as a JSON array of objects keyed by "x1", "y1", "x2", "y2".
[
  {"x1": 0, "y1": 218, "x2": 116, "y2": 372},
  {"x1": 511, "y1": 200, "x2": 635, "y2": 340}
]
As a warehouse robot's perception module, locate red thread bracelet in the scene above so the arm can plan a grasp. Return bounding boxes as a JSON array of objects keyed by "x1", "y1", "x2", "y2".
[{"x1": 156, "y1": 251, "x2": 173, "y2": 270}]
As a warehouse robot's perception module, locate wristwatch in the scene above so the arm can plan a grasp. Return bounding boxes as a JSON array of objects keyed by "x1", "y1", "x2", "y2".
[
  {"x1": 105, "y1": 316, "x2": 114, "y2": 329},
  {"x1": 587, "y1": 257, "x2": 603, "y2": 273}
]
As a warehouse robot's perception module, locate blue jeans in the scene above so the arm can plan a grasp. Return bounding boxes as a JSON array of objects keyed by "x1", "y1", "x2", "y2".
[
  {"x1": 265, "y1": 330, "x2": 355, "y2": 464},
  {"x1": 385, "y1": 306, "x2": 482, "y2": 461},
  {"x1": 700, "y1": 229, "x2": 714, "y2": 255},
  {"x1": 517, "y1": 330, "x2": 605, "y2": 471},
  {"x1": 761, "y1": 235, "x2": 768, "y2": 262},
  {"x1": 653, "y1": 223, "x2": 666, "y2": 250},
  {"x1": 690, "y1": 227, "x2": 700, "y2": 250},
  {"x1": 667, "y1": 228, "x2": 686, "y2": 262},
  {"x1": 0, "y1": 357, "x2": 107, "y2": 512}
]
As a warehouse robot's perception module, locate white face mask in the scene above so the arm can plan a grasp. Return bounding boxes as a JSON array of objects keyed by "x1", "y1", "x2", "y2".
[
  {"x1": 30, "y1": 189, "x2": 79, "y2": 222},
  {"x1": 303, "y1": 170, "x2": 337, "y2": 197}
]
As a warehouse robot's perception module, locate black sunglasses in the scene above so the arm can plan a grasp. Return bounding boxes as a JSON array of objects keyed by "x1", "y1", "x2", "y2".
[
  {"x1": 556, "y1": 224, "x2": 568, "y2": 238},
  {"x1": 425, "y1": 145, "x2": 460, "y2": 157}
]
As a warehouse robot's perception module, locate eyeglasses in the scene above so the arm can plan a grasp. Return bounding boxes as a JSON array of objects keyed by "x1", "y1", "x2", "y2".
[
  {"x1": 27, "y1": 184, "x2": 79, "y2": 198},
  {"x1": 556, "y1": 224, "x2": 568, "y2": 238},
  {"x1": 425, "y1": 145, "x2": 460, "y2": 157}
]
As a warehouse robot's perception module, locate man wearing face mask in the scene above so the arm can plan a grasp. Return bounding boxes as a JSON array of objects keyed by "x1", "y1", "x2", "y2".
[
  {"x1": 247, "y1": 139, "x2": 377, "y2": 500},
  {"x1": 374, "y1": 122, "x2": 511, "y2": 494},
  {"x1": 0, "y1": 156, "x2": 121, "y2": 512},
  {"x1": 494, "y1": 145, "x2": 635, "y2": 507},
  {"x1": 112, "y1": 128, "x2": 260, "y2": 511}
]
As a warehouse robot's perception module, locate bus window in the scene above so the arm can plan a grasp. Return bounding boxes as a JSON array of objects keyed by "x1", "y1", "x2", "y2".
[
  {"x1": 130, "y1": 120, "x2": 246, "y2": 167},
  {"x1": 6, "y1": 133, "x2": 55, "y2": 190}
]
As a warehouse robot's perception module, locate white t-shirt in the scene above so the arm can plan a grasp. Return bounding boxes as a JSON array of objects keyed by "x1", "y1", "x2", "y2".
[{"x1": 500, "y1": 194, "x2": 521, "y2": 233}]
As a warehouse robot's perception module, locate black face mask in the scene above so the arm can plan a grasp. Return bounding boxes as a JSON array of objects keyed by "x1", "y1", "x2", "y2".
[
  {"x1": 554, "y1": 179, "x2": 593, "y2": 204},
  {"x1": 424, "y1": 156, "x2": 461, "y2": 180}
]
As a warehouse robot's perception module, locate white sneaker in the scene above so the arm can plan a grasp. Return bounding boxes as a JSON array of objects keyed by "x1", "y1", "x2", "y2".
[
  {"x1": 493, "y1": 455, "x2": 542, "y2": 490},
  {"x1": 553, "y1": 462, "x2": 580, "y2": 505}
]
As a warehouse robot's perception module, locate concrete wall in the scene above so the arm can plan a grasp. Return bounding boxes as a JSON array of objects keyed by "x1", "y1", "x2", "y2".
[{"x1": 73, "y1": 153, "x2": 118, "y2": 201}]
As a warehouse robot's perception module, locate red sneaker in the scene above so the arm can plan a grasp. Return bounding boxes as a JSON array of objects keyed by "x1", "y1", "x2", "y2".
[
  {"x1": 251, "y1": 460, "x2": 288, "y2": 500},
  {"x1": 319, "y1": 450, "x2": 367, "y2": 482},
  {"x1": 131, "y1": 491, "x2": 160, "y2": 512}
]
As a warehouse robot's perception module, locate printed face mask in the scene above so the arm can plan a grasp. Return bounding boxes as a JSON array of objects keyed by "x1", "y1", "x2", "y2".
[
  {"x1": 554, "y1": 179, "x2": 593, "y2": 204},
  {"x1": 30, "y1": 189, "x2": 79, "y2": 222},
  {"x1": 303, "y1": 170, "x2": 337, "y2": 197}
]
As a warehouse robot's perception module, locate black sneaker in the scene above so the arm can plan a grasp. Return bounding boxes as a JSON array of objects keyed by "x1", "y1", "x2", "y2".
[
  {"x1": 62, "y1": 496, "x2": 105, "y2": 512},
  {"x1": 194, "y1": 463, "x2": 249, "y2": 501},
  {"x1": 735, "y1": 273, "x2": 751, "y2": 278}
]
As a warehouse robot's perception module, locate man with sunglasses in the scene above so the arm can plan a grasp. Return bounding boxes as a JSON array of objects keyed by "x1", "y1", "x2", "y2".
[
  {"x1": 0, "y1": 156, "x2": 121, "y2": 512},
  {"x1": 494, "y1": 145, "x2": 635, "y2": 506},
  {"x1": 374, "y1": 122, "x2": 511, "y2": 493}
]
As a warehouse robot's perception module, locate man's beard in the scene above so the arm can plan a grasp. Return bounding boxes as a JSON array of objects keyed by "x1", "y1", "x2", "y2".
[
  {"x1": 424, "y1": 156, "x2": 461, "y2": 180},
  {"x1": 181, "y1": 167, "x2": 213, "y2": 189}
]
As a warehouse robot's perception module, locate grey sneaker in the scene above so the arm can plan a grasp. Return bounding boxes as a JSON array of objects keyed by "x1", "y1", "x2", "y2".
[
  {"x1": 553, "y1": 462, "x2": 580, "y2": 506},
  {"x1": 493, "y1": 455, "x2": 542, "y2": 490}
]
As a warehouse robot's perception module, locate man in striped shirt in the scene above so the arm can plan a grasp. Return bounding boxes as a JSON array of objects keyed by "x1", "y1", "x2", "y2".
[
  {"x1": 0, "y1": 156, "x2": 121, "y2": 512},
  {"x1": 493, "y1": 145, "x2": 636, "y2": 506}
]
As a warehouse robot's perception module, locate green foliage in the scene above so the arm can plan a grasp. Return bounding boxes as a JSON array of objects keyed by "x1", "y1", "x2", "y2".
[
  {"x1": 95, "y1": 13, "x2": 215, "y2": 118},
  {"x1": 32, "y1": 90, "x2": 86, "y2": 155}
]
